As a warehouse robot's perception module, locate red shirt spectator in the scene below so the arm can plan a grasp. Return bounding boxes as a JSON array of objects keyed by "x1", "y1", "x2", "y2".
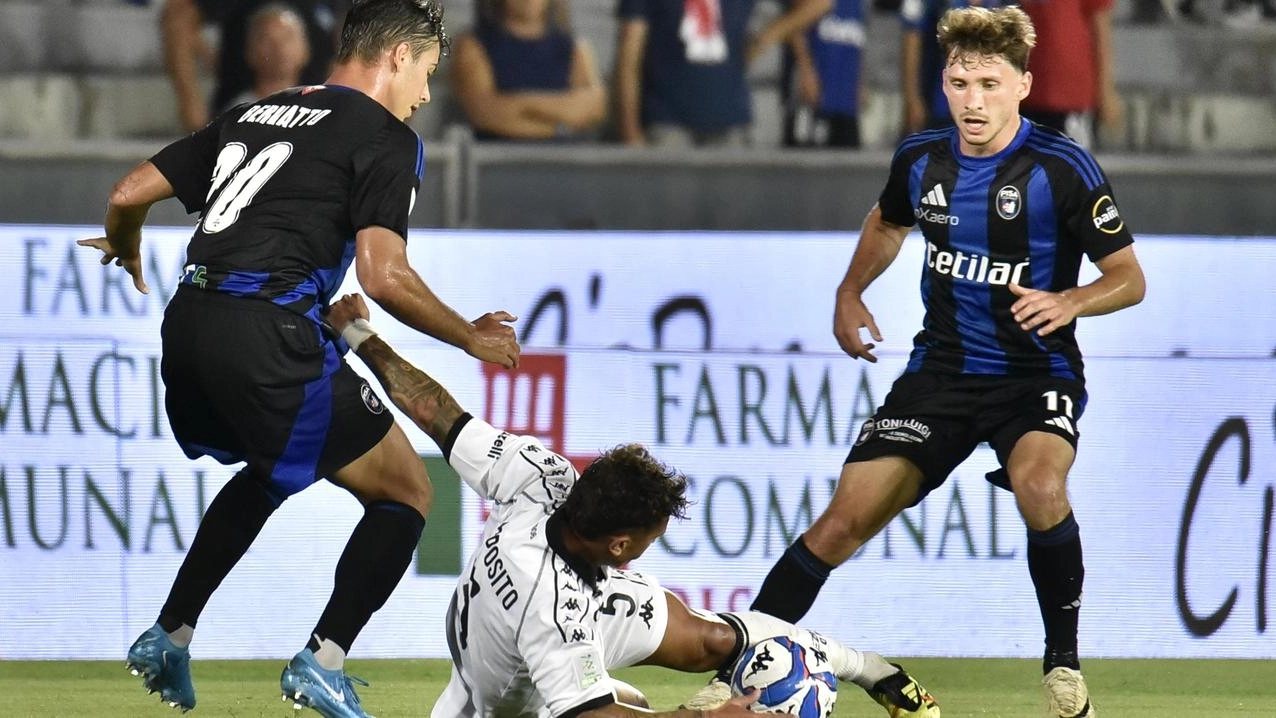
[{"x1": 1018, "y1": 0, "x2": 1122, "y2": 145}]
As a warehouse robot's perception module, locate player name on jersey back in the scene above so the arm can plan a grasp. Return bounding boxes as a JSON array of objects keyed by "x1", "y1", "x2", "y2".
[{"x1": 237, "y1": 104, "x2": 332, "y2": 129}]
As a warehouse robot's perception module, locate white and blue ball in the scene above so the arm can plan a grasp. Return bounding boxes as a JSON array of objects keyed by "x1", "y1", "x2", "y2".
[{"x1": 729, "y1": 635, "x2": 837, "y2": 716}]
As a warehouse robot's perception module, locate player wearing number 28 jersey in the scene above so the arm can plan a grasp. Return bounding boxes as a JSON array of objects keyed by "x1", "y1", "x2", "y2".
[{"x1": 81, "y1": 3, "x2": 519, "y2": 717}]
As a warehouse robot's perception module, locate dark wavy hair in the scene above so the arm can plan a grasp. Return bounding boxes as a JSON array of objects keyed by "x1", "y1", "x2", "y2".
[
  {"x1": 338, "y1": 0, "x2": 451, "y2": 63},
  {"x1": 559, "y1": 444, "x2": 689, "y2": 539},
  {"x1": 938, "y1": 6, "x2": 1036, "y2": 73}
]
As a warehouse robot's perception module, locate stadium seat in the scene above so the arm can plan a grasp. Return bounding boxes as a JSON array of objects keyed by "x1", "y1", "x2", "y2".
[
  {"x1": 749, "y1": 85, "x2": 784, "y2": 148},
  {"x1": 0, "y1": 74, "x2": 82, "y2": 139},
  {"x1": 1185, "y1": 94, "x2": 1276, "y2": 152},
  {"x1": 0, "y1": 2, "x2": 51, "y2": 72},
  {"x1": 50, "y1": 2, "x2": 164, "y2": 73},
  {"x1": 860, "y1": 90, "x2": 904, "y2": 150},
  {"x1": 79, "y1": 74, "x2": 186, "y2": 140},
  {"x1": 572, "y1": 2, "x2": 618, "y2": 79}
]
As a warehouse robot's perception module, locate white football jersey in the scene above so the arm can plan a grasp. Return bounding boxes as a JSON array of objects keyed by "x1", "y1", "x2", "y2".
[{"x1": 430, "y1": 416, "x2": 667, "y2": 718}]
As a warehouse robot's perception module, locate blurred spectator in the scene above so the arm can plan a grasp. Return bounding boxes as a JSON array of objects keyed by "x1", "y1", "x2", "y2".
[
  {"x1": 1179, "y1": 0, "x2": 1276, "y2": 24},
  {"x1": 899, "y1": 0, "x2": 1007, "y2": 134},
  {"x1": 1127, "y1": 0, "x2": 1167, "y2": 23},
  {"x1": 162, "y1": 0, "x2": 349, "y2": 131},
  {"x1": 615, "y1": 0, "x2": 832, "y2": 147},
  {"x1": 451, "y1": 0, "x2": 607, "y2": 141},
  {"x1": 781, "y1": 0, "x2": 866, "y2": 148},
  {"x1": 226, "y1": 4, "x2": 312, "y2": 107},
  {"x1": 1018, "y1": 0, "x2": 1122, "y2": 147}
]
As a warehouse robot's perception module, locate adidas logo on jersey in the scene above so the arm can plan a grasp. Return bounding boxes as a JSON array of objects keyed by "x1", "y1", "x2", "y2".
[
  {"x1": 916, "y1": 184, "x2": 959, "y2": 225},
  {"x1": 921, "y1": 184, "x2": 948, "y2": 207}
]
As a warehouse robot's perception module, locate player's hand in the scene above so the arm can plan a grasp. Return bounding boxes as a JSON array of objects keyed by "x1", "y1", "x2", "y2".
[
  {"x1": 468, "y1": 311, "x2": 520, "y2": 369},
  {"x1": 326, "y1": 293, "x2": 371, "y2": 333},
  {"x1": 712, "y1": 688, "x2": 766, "y2": 714},
  {"x1": 1009, "y1": 282, "x2": 1080, "y2": 337},
  {"x1": 833, "y1": 289, "x2": 883, "y2": 362},
  {"x1": 77, "y1": 236, "x2": 149, "y2": 294}
]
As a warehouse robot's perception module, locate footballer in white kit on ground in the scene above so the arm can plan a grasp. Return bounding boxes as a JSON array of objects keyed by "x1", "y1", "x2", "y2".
[
  {"x1": 325, "y1": 293, "x2": 943, "y2": 718},
  {"x1": 432, "y1": 416, "x2": 674, "y2": 717}
]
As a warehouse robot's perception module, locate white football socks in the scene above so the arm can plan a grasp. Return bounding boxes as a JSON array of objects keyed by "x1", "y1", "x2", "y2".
[
  {"x1": 167, "y1": 624, "x2": 194, "y2": 649},
  {"x1": 312, "y1": 635, "x2": 347, "y2": 671},
  {"x1": 720, "y1": 611, "x2": 897, "y2": 689}
]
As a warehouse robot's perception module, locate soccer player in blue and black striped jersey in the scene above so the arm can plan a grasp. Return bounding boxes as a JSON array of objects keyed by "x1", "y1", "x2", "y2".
[{"x1": 751, "y1": 7, "x2": 1145, "y2": 718}]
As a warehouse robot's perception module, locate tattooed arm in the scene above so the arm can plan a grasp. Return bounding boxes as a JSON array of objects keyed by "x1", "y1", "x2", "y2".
[
  {"x1": 325, "y1": 293, "x2": 467, "y2": 448},
  {"x1": 355, "y1": 335, "x2": 465, "y2": 448}
]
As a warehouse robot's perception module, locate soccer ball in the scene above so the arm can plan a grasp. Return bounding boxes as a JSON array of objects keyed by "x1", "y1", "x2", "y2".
[{"x1": 729, "y1": 635, "x2": 838, "y2": 716}]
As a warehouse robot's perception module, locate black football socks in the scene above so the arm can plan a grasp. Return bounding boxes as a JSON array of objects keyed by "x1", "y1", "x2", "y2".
[
  {"x1": 158, "y1": 469, "x2": 282, "y2": 636},
  {"x1": 309, "y1": 500, "x2": 425, "y2": 661},
  {"x1": 1027, "y1": 511, "x2": 1084, "y2": 673},
  {"x1": 750, "y1": 535, "x2": 834, "y2": 623}
]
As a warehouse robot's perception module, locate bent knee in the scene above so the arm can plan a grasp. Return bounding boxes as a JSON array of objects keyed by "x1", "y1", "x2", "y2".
[
  {"x1": 376, "y1": 463, "x2": 433, "y2": 515},
  {"x1": 1012, "y1": 471, "x2": 1071, "y2": 524},
  {"x1": 805, "y1": 511, "x2": 874, "y2": 560},
  {"x1": 700, "y1": 622, "x2": 738, "y2": 670}
]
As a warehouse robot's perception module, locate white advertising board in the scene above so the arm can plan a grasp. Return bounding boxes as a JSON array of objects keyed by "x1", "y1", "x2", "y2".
[{"x1": 1, "y1": 225, "x2": 1273, "y2": 660}]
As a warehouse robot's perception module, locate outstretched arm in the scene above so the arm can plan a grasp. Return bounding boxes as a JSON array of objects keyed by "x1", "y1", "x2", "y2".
[
  {"x1": 327, "y1": 294, "x2": 466, "y2": 448},
  {"x1": 358, "y1": 335, "x2": 466, "y2": 448},
  {"x1": 77, "y1": 161, "x2": 175, "y2": 295},
  {"x1": 355, "y1": 227, "x2": 521, "y2": 368}
]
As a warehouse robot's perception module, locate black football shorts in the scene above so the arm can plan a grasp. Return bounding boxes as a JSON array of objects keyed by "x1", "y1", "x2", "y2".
[
  {"x1": 160, "y1": 286, "x2": 393, "y2": 497},
  {"x1": 846, "y1": 371, "x2": 1087, "y2": 504}
]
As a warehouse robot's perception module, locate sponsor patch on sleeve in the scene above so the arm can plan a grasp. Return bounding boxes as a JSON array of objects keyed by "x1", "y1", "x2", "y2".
[
  {"x1": 1091, "y1": 195, "x2": 1124, "y2": 234},
  {"x1": 571, "y1": 646, "x2": 605, "y2": 690}
]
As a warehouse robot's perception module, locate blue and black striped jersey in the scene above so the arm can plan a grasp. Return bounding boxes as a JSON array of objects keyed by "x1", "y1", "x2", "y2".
[
  {"x1": 151, "y1": 85, "x2": 425, "y2": 326},
  {"x1": 878, "y1": 119, "x2": 1133, "y2": 382}
]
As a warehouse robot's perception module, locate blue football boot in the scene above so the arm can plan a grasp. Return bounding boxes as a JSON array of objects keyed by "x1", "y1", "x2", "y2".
[
  {"x1": 280, "y1": 648, "x2": 373, "y2": 718},
  {"x1": 126, "y1": 623, "x2": 196, "y2": 712}
]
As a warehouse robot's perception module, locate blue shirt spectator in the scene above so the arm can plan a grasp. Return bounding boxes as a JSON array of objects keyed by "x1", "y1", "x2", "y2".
[
  {"x1": 616, "y1": 0, "x2": 831, "y2": 147},
  {"x1": 782, "y1": 0, "x2": 866, "y2": 147}
]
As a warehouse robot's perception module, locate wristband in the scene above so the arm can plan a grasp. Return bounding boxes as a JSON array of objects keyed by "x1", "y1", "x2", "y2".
[{"x1": 341, "y1": 318, "x2": 377, "y2": 352}]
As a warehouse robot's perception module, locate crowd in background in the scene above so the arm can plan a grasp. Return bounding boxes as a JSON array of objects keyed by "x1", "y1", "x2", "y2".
[{"x1": 33, "y1": 0, "x2": 1276, "y2": 151}]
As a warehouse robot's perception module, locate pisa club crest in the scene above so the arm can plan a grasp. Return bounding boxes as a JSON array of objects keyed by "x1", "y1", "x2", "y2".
[{"x1": 996, "y1": 185, "x2": 1021, "y2": 220}]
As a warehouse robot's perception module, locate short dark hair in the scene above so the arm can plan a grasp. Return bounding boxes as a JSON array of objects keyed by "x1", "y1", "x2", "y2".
[
  {"x1": 559, "y1": 444, "x2": 689, "y2": 539},
  {"x1": 338, "y1": 0, "x2": 450, "y2": 63},
  {"x1": 938, "y1": 6, "x2": 1036, "y2": 73}
]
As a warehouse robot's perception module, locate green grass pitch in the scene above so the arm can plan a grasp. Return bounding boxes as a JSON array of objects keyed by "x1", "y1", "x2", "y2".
[{"x1": 0, "y1": 657, "x2": 1269, "y2": 716}]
